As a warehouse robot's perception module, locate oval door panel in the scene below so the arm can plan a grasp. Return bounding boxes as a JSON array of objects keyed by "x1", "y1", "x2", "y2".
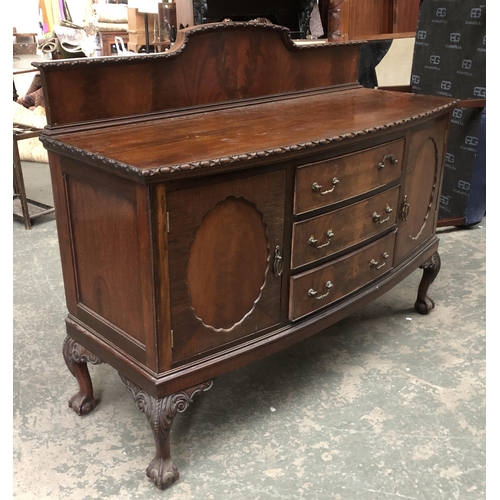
[
  {"x1": 187, "y1": 196, "x2": 269, "y2": 331},
  {"x1": 407, "y1": 137, "x2": 438, "y2": 240},
  {"x1": 394, "y1": 118, "x2": 448, "y2": 264}
]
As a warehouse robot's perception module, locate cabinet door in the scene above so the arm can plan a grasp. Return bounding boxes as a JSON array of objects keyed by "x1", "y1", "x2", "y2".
[
  {"x1": 166, "y1": 169, "x2": 286, "y2": 364},
  {"x1": 395, "y1": 116, "x2": 448, "y2": 262}
]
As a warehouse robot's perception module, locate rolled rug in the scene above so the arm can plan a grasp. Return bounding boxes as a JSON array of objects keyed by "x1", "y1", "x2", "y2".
[
  {"x1": 38, "y1": 36, "x2": 59, "y2": 54},
  {"x1": 53, "y1": 25, "x2": 86, "y2": 53},
  {"x1": 54, "y1": 25, "x2": 97, "y2": 57}
]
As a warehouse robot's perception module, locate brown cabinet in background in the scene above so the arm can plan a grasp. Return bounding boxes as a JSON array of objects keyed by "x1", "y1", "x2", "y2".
[{"x1": 328, "y1": 0, "x2": 421, "y2": 41}]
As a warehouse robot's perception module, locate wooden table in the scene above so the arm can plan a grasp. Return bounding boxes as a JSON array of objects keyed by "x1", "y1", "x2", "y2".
[{"x1": 99, "y1": 30, "x2": 129, "y2": 56}]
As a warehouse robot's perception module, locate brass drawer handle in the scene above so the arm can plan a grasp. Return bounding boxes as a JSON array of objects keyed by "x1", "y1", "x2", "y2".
[
  {"x1": 311, "y1": 177, "x2": 339, "y2": 196},
  {"x1": 378, "y1": 153, "x2": 398, "y2": 170},
  {"x1": 308, "y1": 230, "x2": 334, "y2": 249},
  {"x1": 273, "y1": 245, "x2": 283, "y2": 277},
  {"x1": 308, "y1": 280, "x2": 333, "y2": 300},
  {"x1": 372, "y1": 205, "x2": 393, "y2": 224},
  {"x1": 401, "y1": 195, "x2": 410, "y2": 221},
  {"x1": 370, "y1": 252, "x2": 390, "y2": 271}
]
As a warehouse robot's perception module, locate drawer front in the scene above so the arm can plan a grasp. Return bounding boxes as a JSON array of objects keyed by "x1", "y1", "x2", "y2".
[
  {"x1": 291, "y1": 186, "x2": 400, "y2": 269},
  {"x1": 289, "y1": 232, "x2": 396, "y2": 321},
  {"x1": 294, "y1": 139, "x2": 404, "y2": 215}
]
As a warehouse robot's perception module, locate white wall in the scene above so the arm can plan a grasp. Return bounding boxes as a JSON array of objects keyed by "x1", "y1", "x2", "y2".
[
  {"x1": 12, "y1": 0, "x2": 40, "y2": 34},
  {"x1": 65, "y1": 0, "x2": 94, "y2": 25},
  {"x1": 12, "y1": 0, "x2": 94, "y2": 35},
  {"x1": 376, "y1": 37, "x2": 416, "y2": 87}
]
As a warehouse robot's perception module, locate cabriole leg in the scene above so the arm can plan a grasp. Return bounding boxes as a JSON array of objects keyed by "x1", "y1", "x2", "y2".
[
  {"x1": 414, "y1": 251, "x2": 441, "y2": 315},
  {"x1": 120, "y1": 376, "x2": 213, "y2": 490},
  {"x1": 62, "y1": 335, "x2": 103, "y2": 415}
]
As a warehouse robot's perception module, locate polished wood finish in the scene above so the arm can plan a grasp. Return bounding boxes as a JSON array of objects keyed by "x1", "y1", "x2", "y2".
[
  {"x1": 394, "y1": 117, "x2": 448, "y2": 262},
  {"x1": 292, "y1": 186, "x2": 400, "y2": 269},
  {"x1": 294, "y1": 139, "x2": 404, "y2": 215},
  {"x1": 393, "y1": 0, "x2": 421, "y2": 35},
  {"x1": 290, "y1": 231, "x2": 396, "y2": 321},
  {"x1": 38, "y1": 23, "x2": 361, "y2": 128},
  {"x1": 99, "y1": 30, "x2": 129, "y2": 56},
  {"x1": 166, "y1": 170, "x2": 285, "y2": 364},
  {"x1": 35, "y1": 23, "x2": 455, "y2": 490}
]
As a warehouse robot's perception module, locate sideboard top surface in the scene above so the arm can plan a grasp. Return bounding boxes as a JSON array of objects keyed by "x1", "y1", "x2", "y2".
[{"x1": 46, "y1": 88, "x2": 456, "y2": 179}]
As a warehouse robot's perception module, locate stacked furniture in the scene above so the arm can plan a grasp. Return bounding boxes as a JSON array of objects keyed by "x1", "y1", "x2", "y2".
[
  {"x1": 13, "y1": 29, "x2": 38, "y2": 55},
  {"x1": 126, "y1": 5, "x2": 156, "y2": 53},
  {"x1": 326, "y1": 0, "x2": 421, "y2": 41},
  {"x1": 94, "y1": 2, "x2": 129, "y2": 56},
  {"x1": 35, "y1": 22, "x2": 455, "y2": 489}
]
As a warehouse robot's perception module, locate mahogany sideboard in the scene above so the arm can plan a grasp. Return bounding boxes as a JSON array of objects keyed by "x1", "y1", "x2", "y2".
[{"x1": 34, "y1": 22, "x2": 456, "y2": 490}]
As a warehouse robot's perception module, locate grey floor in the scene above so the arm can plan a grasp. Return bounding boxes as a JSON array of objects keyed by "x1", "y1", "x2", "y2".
[{"x1": 12, "y1": 160, "x2": 486, "y2": 500}]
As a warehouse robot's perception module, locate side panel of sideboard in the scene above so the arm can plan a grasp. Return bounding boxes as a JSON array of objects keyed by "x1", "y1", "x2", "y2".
[{"x1": 48, "y1": 154, "x2": 157, "y2": 370}]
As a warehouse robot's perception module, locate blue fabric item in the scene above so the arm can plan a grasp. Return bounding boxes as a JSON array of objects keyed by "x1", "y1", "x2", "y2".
[{"x1": 465, "y1": 107, "x2": 486, "y2": 226}]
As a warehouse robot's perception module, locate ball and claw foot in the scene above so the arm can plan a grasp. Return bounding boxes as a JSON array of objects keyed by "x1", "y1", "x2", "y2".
[
  {"x1": 414, "y1": 251, "x2": 440, "y2": 315},
  {"x1": 120, "y1": 375, "x2": 213, "y2": 490},
  {"x1": 147, "y1": 457, "x2": 180, "y2": 490},
  {"x1": 414, "y1": 295, "x2": 435, "y2": 315},
  {"x1": 62, "y1": 335, "x2": 103, "y2": 416},
  {"x1": 68, "y1": 391, "x2": 97, "y2": 416}
]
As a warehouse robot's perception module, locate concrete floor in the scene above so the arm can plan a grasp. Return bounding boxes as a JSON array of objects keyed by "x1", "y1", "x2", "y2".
[{"x1": 12, "y1": 158, "x2": 486, "y2": 500}]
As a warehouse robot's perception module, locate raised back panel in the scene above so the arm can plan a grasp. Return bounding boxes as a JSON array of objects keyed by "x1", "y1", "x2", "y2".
[{"x1": 34, "y1": 22, "x2": 361, "y2": 128}]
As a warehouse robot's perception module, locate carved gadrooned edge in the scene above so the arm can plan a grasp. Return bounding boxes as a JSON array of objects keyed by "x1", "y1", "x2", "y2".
[
  {"x1": 163, "y1": 20, "x2": 363, "y2": 54},
  {"x1": 40, "y1": 101, "x2": 458, "y2": 179},
  {"x1": 62, "y1": 335, "x2": 103, "y2": 366},
  {"x1": 32, "y1": 21, "x2": 363, "y2": 71}
]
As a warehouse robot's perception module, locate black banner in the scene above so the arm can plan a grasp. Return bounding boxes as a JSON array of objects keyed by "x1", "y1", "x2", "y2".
[{"x1": 410, "y1": 1, "x2": 486, "y2": 222}]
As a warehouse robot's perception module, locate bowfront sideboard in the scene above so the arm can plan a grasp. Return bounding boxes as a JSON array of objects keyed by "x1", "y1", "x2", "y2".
[{"x1": 35, "y1": 22, "x2": 456, "y2": 489}]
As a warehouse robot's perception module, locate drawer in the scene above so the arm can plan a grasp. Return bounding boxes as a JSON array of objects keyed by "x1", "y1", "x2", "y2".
[
  {"x1": 294, "y1": 139, "x2": 405, "y2": 215},
  {"x1": 289, "y1": 232, "x2": 396, "y2": 321},
  {"x1": 291, "y1": 186, "x2": 400, "y2": 269}
]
